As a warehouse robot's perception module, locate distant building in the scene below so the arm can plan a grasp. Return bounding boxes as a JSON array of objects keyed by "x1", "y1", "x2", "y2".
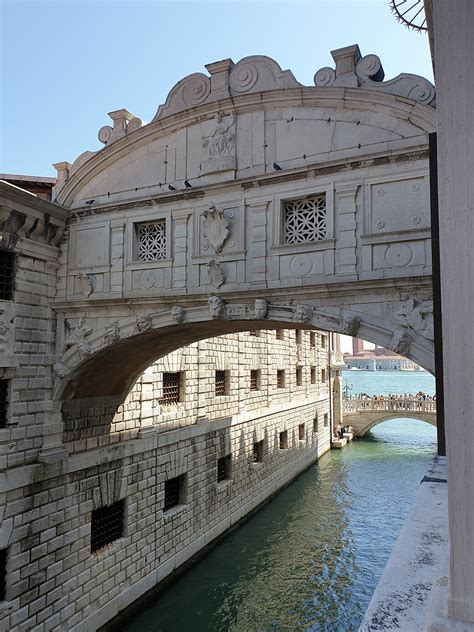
[{"x1": 343, "y1": 350, "x2": 423, "y2": 371}]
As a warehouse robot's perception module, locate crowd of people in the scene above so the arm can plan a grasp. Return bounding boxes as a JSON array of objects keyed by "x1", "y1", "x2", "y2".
[{"x1": 348, "y1": 391, "x2": 436, "y2": 401}]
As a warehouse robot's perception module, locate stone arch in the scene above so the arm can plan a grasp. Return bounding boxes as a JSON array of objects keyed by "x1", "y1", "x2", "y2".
[{"x1": 354, "y1": 413, "x2": 437, "y2": 437}]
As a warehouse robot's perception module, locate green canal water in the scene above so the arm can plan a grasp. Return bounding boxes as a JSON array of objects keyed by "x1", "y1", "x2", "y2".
[{"x1": 123, "y1": 371, "x2": 436, "y2": 632}]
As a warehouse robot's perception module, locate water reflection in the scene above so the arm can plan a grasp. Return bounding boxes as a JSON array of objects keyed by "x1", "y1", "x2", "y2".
[{"x1": 121, "y1": 419, "x2": 436, "y2": 632}]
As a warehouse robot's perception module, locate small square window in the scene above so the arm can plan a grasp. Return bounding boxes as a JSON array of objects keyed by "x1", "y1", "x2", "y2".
[
  {"x1": 160, "y1": 372, "x2": 182, "y2": 406},
  {"x1": 310, "y1": 332, "x2": 316, "y2": 348},
  {"x1": 136, "y1": 220, "x2": 167, "y2": 262},
  {"x1": 324, "y1": 413, "x2": 329, "y2": 427},
  {"x1": 0, "y1": 548, "x2": 6, "y2": 601},
  {"x1": 296, "y1": 366, "x2": 303, "y2": 386},
  {"x1": 276, "y1": 329, "x2": 284, "y2": 341},
  {"x1": 164, "y1": 475, "x2": 186, "y2": 511},
  {"x1": 279, "y1": 430, "x2": 288, "y2": 449},
  {"x1": 217, "y1": 455, "x2": 232, "y2": 482},
  {"x1": 321, "y1": 369, "x2": 326, "y2": 383},
  {"x1": 0, "y1": 380, "x2": 9, "y2": 429},
  {"x1": 250, "y1": 370, "x2": 260, "y2": 391},
  {"x1": 299, "y1": 423, "x2": 305, "y2": 440},
  {"x1": 0, "y1": 251, "x2": 14, "y2": 301},
  {"x1": 313, "y1": 417, "x2": 319, "y2": 433},
  {"x1": 215, "y1": 370, "x2": 228, "y2": 396},
  {"x1": 253, "y1": 440, "x2": 264, "y2": 463},
  {"x1": 277, "y1": 369, "x2": 285, "y2": 389},
  {"x1": 91, "y1": 499, "x2": 125, "y2": 553},
  {"x1": 310, "y1": 366, "x2": 316, "y2": 385}
]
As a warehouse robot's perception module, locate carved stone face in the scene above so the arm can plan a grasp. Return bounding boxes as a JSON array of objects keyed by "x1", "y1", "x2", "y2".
[
  {"x1": 208, "y1": 295, "x2": 225, "y2": 319},
  {"x1": 294, "y1": 304, "x2": 313, "y2": 323},
  {"x1": 170, "y1": 306, "x2": 185, "y2": 324},
  {"x1": 136, "y1": 315, "x2": 152, "y2": 332},
  {"x1": 254, "y1": 299, "x2": 268, "y2": 319},
  {"x1": 340, "y1": 316, "x2": 361, "y2": 337}
]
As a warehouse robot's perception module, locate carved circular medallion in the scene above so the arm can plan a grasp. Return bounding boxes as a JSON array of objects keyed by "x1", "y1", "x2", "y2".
[
  {"x1": 139, "y1": 270, "x2": 157, "y2": 289},
  {"x1": 289, "y1": 254, "x2": 313, "y2": 276},
  {"x1": 412, "y1": 216, "x2": 421, "y2": 225},
  {"x1": 384, "y1": 244, "x2": 412, "y2": 268},
  {"x1": 230, "y1": 62, "x2": 258, "y2": 93},
  {"x1": 182, "y1": 76, "x2": 211, "y2": 106},
  {"x1": 376, "y1": 221, "x2": 385, "y2": 229}
]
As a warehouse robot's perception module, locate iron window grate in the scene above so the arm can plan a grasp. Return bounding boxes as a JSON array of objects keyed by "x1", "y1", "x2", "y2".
[
  {"x1": 296, "y1": 366, "x2": 303, "y2": 386},
  {"x1": 277, "y1": 369, "x2": 285, "y2": 389},
  {"x1": 164, "y1": 476, "x2": 183, "y2": 511},
  {"x1": 0, "y1": 380, "x2": 8, "y2": 429},
  {"x1": 276, "y1": 329, "x2": 284, "y2": 340},
  {"x1": 0, "y1": 251, "x2": 14, "y2": 301},
  {"x1": 324, "y1": 413, "x2": 329, "y2": 427},
  {"x1": 299, "y1": 423, "x2": 305, "y2": 440},
  {"x1": 215, "y1": 370, "x2": 227, "y2": 396},
  {"x1": 313, "y1": 416, "x2": 319, "y2": 433},
  {"x1": 90, "y1": 499, "x2": 125, "y2": 553},
  {"x1": 310, "y1": 366, "x2": 316, "y2": 384},
  {"x1": 279, "y1": 431, "x2": 288, "y2": 449},
  {"x1": 250, "y1": 370, "x2": 259, "y2": 391},
  {"x1": 217, "y1": 455, "x2": 231, "y2": 482},
  {"x1": 310, "y1": 332, "x2": 316, "y2": 347},
  {"x1": 321, "y1": 369, "x2": 326, "y2": 383},
  {"x1": 160, "y1": 372, "x2": 181, "y2": 405},
  {"x1": 0, "y1": 548, "x2": 6, "y2": 601},
  {"x1": 253, "y1": 440, "x2": 264, "y2": 463}
]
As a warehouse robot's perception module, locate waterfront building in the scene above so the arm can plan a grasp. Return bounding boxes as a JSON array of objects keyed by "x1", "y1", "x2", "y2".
[{"x1": 343, "y1": 351, "x2": 424, "y2": 371}]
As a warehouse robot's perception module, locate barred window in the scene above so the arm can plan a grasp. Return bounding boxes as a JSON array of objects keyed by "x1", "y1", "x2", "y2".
[
  {"x1": 299, "y1": 423, "x2": 305, "y2": 440},
  {"x1": 313, "y1": 416, "x2": 319, "y2": 433},
  {"x1": 310, "y1": 332, "x2": 316, "y2": 347},
  {"x1": 321, "y1": 368, "x2": 326, "y2": 383},
  {"x1": 0, "y1": 380, "x2": 8, "y2": 429},
  {"x1": 321, "y1": 335, "x2": 327, "y2": 349},
  {"x1": 91, "y1": 499, "x2": 125, "y2": 553},
  {"x1": 276, "y1": 329, "x2": 284, "y2": 341},
  {"x1": 164, "y1": 475, "x2": 186, "y2": 511},
  {"x1": 215, "y1": 370, "x2": 228, "y2": 397},
  {"x1": 136, "y1": 220, "x2": 167, "y2": 262},
  {"x1": 252, "y1": 440, "x2": 264, "y2": 463},
  {"x1": 324, "y1": 413, "x2": 329, "y2": 427},
  {"x1": 277, "y1": 369, "x2": 285, "y2": 389},
  {"x1": 279, "y1": 431, "x2": 288, "y2": 450},
  {"x1": 160, "y1": 372, "x2": 182, "y2": 406},
  {"x1": 295, "y1": 330, "x2": 301, "y2": 345},
  {"x1": 0, "y1": 251, "x2": 14, "y2": 301},
  {"x1": 296, "y1": 366, "x2": 303, "y2": 386},
  {"x1": 284, "y1": 194, "x2": 327, "y2": 244},
  {"x1": 217, "y1": 455, "x2": 231, "y2": 483},
  {"x1": 310, "y1": 366, "x2": 316, "y2": 385},
  {"x1": 0, "y1": 548, "x2": 6, "y2": 601},
  {"x1": 250, "y1": 370, "x2": 260, "y2": 391}
]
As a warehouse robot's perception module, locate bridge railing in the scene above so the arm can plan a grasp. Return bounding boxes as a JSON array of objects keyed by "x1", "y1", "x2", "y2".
[{"x1": 343, "y1": 398, "x2": 436, "y2": 414}]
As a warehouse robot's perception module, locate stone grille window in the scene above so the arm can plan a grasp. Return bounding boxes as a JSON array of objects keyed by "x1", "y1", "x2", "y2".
[
  {"x1": 277, "y1": 369, "x2": 285, "y2": 389},
  {"x1": 313, "y1": 416, "x2": 319, "y2": 433},
  {"x1": 217, "y1": 455, "x2": 231, "y2": 482},
  {"x1": 0, "y1": 380, "x2": 8, "y2": 429},
  {"x1": 0, "y1": 251, "x2": 14, "y2": 301},
  {"x1": 299, "y1": 423, "x2": 305, "y2": 440},
  {"x1": 215, "y1": 370, "x2": 228, "y2": 397},
  {"x1": 250, "y1": 370, "x2": 260, "y2": 391},
  {"x1": 296, "y1": 366, "x2": 303, "y2": 386},
  {"x1": 283, "y1": 194, "x2": 327, "y2": 244},
  {"x1": 324, "y1": 413, "x2": 329, "y2": 427},
  {"x1": 136, "y1": 220, "x2": 167, "y2": 262},
  {"x1": 90, "y1": 499, "x2": 125, "y2": 553},
  {"x1": 0, "y1": 548, "x2": 6, "y2": 601},
  {"x1": 279, "y1": 430, "x2": 288, "y2": 449},
  {"x1": 160, "y1": 372, "x2": 182, "y2": 406},
  {"x1": 252, "y1": 440, "x2": 264, "y2": 463},
  {"x1": 164, "y1": 475, "x2": 185, "y2": 511},
  {"x1": 276, "y1": 329, "x2": 284, "y2": 340},
  {"x1": 310, "y1": 366, "x2": 316, "y2": 385},
  {"x1": 310, "y1": 332, "x2": 316, "y2": 347}
]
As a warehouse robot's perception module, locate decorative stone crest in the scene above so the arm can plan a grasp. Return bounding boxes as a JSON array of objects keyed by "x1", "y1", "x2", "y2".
[
  {"x1": 254, "y1": 299, "x2": 268, "y2": 319},
  {"x1": 388, "y1": 328, "x2": 412, "y2": 356},
  {"x1": 208, "y1": 295, "x2": 226, "y2": 319},
  {"x1": 65, "y1": 314, "x2": 93, "y2": 358},
  {"x1": 104, "y1": 321, "x2": 121, "y2": 345},
  {"x1": 170, "y1": 306, "x2": 185, "y2": 324},
  {"x1": 293, "y1": 304, "x2": 314, "y2": 324},
  {"x1": 396, "y1": 299, "x2": 434, "y2": 341},
  {"x1": 207, "y1": 258, "x2": 225, "y2": 288},
  {"x1": 136, "y1": 314, "x2": 152, "y2": 332},
  {"x1": 340, "y1": 315, "x2": 361, "y2": 337},
  {"x1": 78, "y1": 272, "x2": 96, "y2": 298},
  {"x1": 201, "y1": 203, "x2": 230, "y2": 255},
  {"x1": 202, "y1": 113, "x2": 236, "y2": 174}
]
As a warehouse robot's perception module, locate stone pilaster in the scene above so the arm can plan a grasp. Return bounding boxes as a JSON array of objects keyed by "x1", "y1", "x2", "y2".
[
  {"x1": 248, "y1": 201, "x2": 268, "y2": 288},
  {"x1": 335, "y1": 183, "x2": 359, "y2": 277}
]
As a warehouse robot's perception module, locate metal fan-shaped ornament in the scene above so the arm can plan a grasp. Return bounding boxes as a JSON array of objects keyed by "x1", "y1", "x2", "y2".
[{"x1": 390, "y1": 0, "x2": 427, "y2": 32}]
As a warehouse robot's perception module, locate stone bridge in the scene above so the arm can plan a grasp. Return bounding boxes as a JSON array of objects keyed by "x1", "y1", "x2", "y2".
[
  {"x1": 343, "y1": 397, "x2": 437, "y2": 436},
  {"x1": 19, "y1": 43, "x2": 437, "y2": 460}
]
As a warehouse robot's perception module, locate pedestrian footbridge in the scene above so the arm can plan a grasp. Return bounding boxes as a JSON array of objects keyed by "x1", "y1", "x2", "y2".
[{"x1": 343, "y1": 397, "x2": 437, "y2": 436}]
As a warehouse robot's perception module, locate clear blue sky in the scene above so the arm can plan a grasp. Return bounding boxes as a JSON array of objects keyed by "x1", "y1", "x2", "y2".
[{"x1": 1, "y1": 0, "x2": 433, "y2": 177}]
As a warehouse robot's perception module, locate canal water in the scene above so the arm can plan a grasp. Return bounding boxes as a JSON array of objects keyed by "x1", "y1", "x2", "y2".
[{"x1": 122, "y1": 371, "x2": 436, "y2": 632}]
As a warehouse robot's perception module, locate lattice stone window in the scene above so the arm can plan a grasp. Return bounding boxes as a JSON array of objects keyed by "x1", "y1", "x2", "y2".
[
  {"x1": 283, "y1": 194, "x2": 327, "y2": 244},
  {"x1": 90, "y1": 499, "x2": 125, "y2": 553},
  {"x1": 136, "y1": 220, "x2": 167, "y2": 262}
]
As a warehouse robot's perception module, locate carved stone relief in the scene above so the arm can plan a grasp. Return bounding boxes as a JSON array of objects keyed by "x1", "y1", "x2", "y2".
[
  {"x1": 254, "y1": 299, "x2": 268, "y2": 319},
  {"x1": 170, "y1": 306, "x2": 185, "y2": 324},
  {"x1": 207, "y1": 258, "x2": 225, "y2": 288},
  {"x1": 293, "y1": 304, "x2": 314, "y2": 324},
  {"x1": 53, "y1": 362, "x2": 70, "y2": 378},
  {"x1": 201, "y1": 203, "x2": 230, "y2": 255},
  {"x1": 65, "y1": 315, "x2": 93, "y2": 358},
  {"x1": 340, "y1": 315, "x2": 361, "y2": 337},
  {"x1": 202, "y1": 112, "x2": 236, "y2": 174},
  {"x1": 396, "y1": 299, "x2": 434, "y2": 341},
  {"x1": 388, "y1": 328, "x2": 412, "y2": 356},
  {"x1": 208, "y1": 295, "x2": 226, "y2": 319},
  {"x1": 136, "y1": 314, "x2": 152, "y2": 332},
  {"x1": 78, "y1": 272, "x2": 96, "y2": 297},
  {"x1": 104, "y1": 321, "x2": 121, "y2": 345}
]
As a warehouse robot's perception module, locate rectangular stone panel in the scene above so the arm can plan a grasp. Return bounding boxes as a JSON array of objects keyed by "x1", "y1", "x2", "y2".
[
  {"x1": 74, "y1": 226, "x2": 110, "y2": 269},
  {"x1": 369, "y1": 177, "x2": 428, "y2": 234}
]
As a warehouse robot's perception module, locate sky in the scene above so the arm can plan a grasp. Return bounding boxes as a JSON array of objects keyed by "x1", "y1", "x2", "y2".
[{"x1": 1, "y1": 0, "x2": 433, "y2": 177}]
